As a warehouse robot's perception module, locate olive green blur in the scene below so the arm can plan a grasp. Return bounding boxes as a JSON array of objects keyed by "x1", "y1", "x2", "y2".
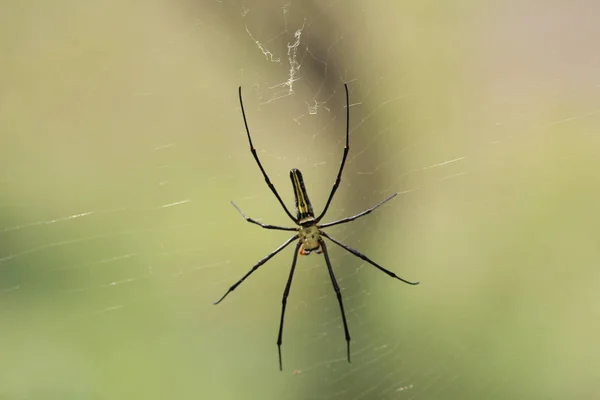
[{"x1": 1, "y1": 1, "x2": 599, "y2": 399}]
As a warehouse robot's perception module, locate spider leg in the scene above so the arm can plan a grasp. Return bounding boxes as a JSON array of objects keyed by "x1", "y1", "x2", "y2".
[
  {"x1": 320, "y1": 240, "x2": 352, "y2": 364},
  {"x1": 319, "y1": 193, "x2": 398, "y2": 229},
  {"x1": 276, "y1": 242, "x2": 302, "y2": 371},
  {"x1": 321, "y1": 232, "x2": 419, "y2": 285},
  {"x1": 239, "y1": 87, "x2": 297, "y2": 223},
  {"x1": 316, "y1": 83, "x2": 350, "y2": 222},
  {"x1": 231, "y1": 201, "x2": 297, "y2": 231},
  {"x1": 213, "y1": 235, "x2": 299, "y2": 305}
]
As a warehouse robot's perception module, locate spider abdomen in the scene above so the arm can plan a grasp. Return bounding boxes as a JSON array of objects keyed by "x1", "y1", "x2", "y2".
[{"x1": 290, "y1": 169, "x2": 315, "y2": 221}]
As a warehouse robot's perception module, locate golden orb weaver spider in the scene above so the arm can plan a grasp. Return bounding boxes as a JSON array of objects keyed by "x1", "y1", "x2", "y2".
[{"x1": 214, "y1": 83, "x2": 419, "y2": 371}]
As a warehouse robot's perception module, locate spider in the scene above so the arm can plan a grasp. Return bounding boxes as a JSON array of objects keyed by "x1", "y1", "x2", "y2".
[{"x1": 214, "y1": 83, "x2": 419, "y2": 371}]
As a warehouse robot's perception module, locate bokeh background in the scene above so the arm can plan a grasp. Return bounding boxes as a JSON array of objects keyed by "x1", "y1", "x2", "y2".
[{"x1": 1, "y1": 1, "x2": 599, "y2": 399}]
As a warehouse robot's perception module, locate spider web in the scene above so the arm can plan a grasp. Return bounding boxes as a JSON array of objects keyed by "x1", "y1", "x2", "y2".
[{"x1": 2, "y1": 1, "x2": 600, "y2": 399}]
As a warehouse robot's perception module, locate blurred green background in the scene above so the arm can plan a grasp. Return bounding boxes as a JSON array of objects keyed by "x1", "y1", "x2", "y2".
[{"x1": 1, "y1": 1, "x2": 599, "y2": 399}]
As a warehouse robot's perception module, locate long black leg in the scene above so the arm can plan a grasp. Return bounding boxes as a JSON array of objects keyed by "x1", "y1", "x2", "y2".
[
  {"x1": 231, "y1": 201, "x2": 297, "y2": 231},
  {"x1": 321, "y1": 232, "x2": 419, "y2": 285},
  {"x1": 319, "y1": 193, "x2": 398, "y2": 229},
  {"x1": 316, "y1": 83, "x2": 350, "y2": 222},
  {"x1": 320, "y1": 240, "x2": 352, "y2": 364},
  {"x1": 239, "y1": 87, "x2": 297, "y2": 223},
  {"x1": 213, "y1": 235, "x2": 298, "y2": 305},
  {"x1": 276, "y1": 242, "x2": 301, "y2": 371}
]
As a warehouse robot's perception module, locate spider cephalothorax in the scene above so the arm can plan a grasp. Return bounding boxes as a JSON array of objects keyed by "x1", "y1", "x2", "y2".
[{"x1": 214, "y1": 83, "x2": 419, "y2": 371}]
